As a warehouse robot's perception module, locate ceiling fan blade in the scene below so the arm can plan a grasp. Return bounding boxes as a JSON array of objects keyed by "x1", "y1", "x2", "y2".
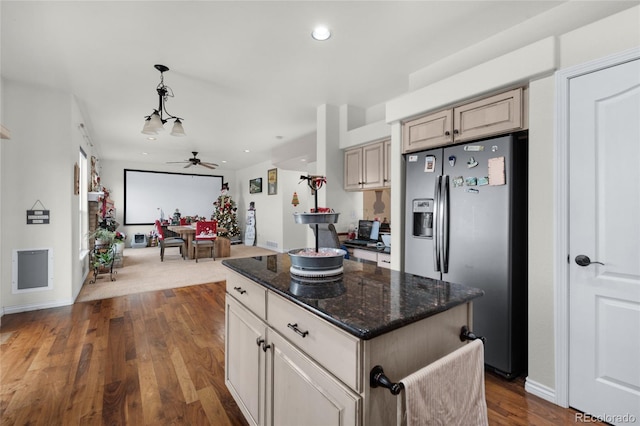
[
  {"x1": 200, "y1": 163, "x2": 217, "y2": 170},
  {"x1": 184, "y1": 163, "x2": 193, "y2": 168},
  {"x1": 202, "y1": 162, "x2": 219, "y2": 167}
]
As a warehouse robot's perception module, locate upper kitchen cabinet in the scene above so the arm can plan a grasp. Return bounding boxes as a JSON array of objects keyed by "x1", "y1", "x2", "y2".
[
  {"x1": 402, "y1": 109, "x2": 453, "y2": 153},
  {"x1": 402, "y1": 87, "x2": 527, "y2": 153},
  {"x1": 383, "y1": 139, "x2": 391, "y2": 188},
  {"x1": 344, "y1": 139, "x2": 388, "y2": 191}
]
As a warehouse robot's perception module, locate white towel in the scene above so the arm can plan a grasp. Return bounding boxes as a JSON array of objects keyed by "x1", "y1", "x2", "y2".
[{"x1": 397, "y1": 339, "x2": 488, "y2": 426}]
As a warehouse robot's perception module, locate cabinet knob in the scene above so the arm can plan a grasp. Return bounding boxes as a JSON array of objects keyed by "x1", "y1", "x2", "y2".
[
  {"x1": 453, "y1": 129, "x2": 459, "y2": 135},
  {"x1": 261, "y1": 342, "x2": 271, "y2": 352},
  {"x1": 445, "y1": 131, "x2": 451, "y2": 136},
  {"x1": 233, "y1": 286, "x2": 247, "y2": 295}
]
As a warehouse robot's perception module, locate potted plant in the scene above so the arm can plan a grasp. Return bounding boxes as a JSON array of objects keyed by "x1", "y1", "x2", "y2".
[
  {"x1": 92, "y1": 249, "x2": 115, "y2": 273},
  {"x1": 93, "y1": 250, "x2": 113, "y2": 267},
  {"x1": 88, "y1": 227, "x2": 116, "y2": 247},
  {"x1": 113, "y1": 231, "x2": 126, "y2": 254}
]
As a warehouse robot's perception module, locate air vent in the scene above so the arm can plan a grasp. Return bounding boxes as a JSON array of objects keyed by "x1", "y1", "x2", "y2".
[{"x1": 12, "y1": 248, "x2": 53, "y2": 293}]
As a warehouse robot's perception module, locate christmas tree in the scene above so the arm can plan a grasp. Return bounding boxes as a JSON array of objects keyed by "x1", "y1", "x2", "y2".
[{"x1": 213, "y1": 183, "x2": 240, "y2": 238}]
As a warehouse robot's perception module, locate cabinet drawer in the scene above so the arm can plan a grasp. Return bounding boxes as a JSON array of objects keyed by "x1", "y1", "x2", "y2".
[
  {"x1": 377, "y1": 253, "x2": 391, "y2": 269},
  {"x1": 353, "y1": 248, "x2": 377, "y2": 262},
  {"x1": 267, "y1": 293, "x2": 360, "y2": 391},
  {"x1": 226, "y1": 270, "x2": 267, "y2": 320}
]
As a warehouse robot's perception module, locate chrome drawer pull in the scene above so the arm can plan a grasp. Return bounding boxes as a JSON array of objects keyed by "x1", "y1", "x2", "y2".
[
  {"x1": 233, "y1": 286, "x2": 247, "y2": 295},
  {"x1": 287, "y1": 323, "x2": 309, "y2": 338}
]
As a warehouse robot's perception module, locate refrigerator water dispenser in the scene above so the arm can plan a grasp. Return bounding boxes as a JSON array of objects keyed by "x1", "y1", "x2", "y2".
[{"x1": 412, "y1": 199, "x2": 433, "y2": 238}]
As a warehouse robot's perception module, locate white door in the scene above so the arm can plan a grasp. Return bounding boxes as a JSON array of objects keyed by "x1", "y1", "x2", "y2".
[{"x1": 569, "y1": 57, "x2": 640, "y2": 423}]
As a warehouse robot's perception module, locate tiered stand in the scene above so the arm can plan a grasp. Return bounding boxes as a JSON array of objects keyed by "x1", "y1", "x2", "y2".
[{"x1": 290, "y1": 175, "x2": 345, "y2": 276}]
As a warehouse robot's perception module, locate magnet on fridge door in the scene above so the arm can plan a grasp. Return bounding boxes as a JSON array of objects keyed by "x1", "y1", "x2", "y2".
[
  {"x1": 424, "y1": 155, "x2": 436, "y2": 172},
  {"x1": 478, "y1": 176, "x2": 489, "y2": 186},
  {"x1": 449, "y1": 155, "x2": 456, "y2": 167},
  {"x1": 465, "y1": 177, "x2": 478, "y2": 186},
  {"x1": 452, "y1": 176, "x2": 464, "y2": 187},
  {"x1": 467, "y1": 156, "x2": 478, "y2": 168},
  {"x1": 466, "y1": 188, "x2": 479, "y2": 194}
]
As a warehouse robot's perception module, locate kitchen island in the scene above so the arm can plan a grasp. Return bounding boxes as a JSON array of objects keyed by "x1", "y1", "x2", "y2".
[{"x1": 223, "y1": 253, "x2": 483, "y2": 426}]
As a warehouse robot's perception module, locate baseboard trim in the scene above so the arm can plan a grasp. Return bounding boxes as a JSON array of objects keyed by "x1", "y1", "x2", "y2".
[
  {"x1": 525, "y1": 377, "x2": 557, "y2": 405},
  {"x1": 3, "y1": 298, "x2": 74, "y2": 315}
]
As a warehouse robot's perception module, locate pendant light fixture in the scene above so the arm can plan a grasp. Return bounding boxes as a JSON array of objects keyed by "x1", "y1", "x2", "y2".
[{"x1": 141, "y1": 64, "x2": 186, "y2": 136}]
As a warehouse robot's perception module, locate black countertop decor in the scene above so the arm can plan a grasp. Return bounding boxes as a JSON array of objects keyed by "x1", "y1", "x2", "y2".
[{"x1": 222, "y1": 254, "x2": 483, "y2": 340}]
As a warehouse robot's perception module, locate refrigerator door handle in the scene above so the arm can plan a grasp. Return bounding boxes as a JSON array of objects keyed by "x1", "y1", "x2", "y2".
[
  {"x1": 442, "y1": 175, "x2": 450, "y2": 273},
  {"x1": 433, "y1": 176, "x2": 441, "y2": 272}
]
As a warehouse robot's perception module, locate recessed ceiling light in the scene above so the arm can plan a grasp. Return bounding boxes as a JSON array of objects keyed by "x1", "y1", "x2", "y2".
[
  {"x1": 311, "y1": 26, "x2": 331, "y2": 41},
  {"x1": 244, "y1": 149, "x2": 250, "y2": 153},
  {"x1": 301, "y1": 158, "x2": 307, "y2": 162},
  {"x1": 142, "y1": 152, "x2": 148, "y2": 155},
  {"x1": 147, "y1": 136, "x2": 156, "y2": 140},
  {"x1": 222, "y1": 160, "x2": 227, "y2": 163}
]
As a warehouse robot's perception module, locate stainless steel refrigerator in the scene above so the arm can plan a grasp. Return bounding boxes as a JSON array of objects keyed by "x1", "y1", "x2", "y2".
[{"x1": 404, "y1": 133, "x2": 528, "y2": 378}]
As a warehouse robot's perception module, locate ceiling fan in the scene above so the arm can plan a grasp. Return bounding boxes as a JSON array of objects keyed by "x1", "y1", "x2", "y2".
[{"x1": 167, "y1": 152, "x2": 219, "y2": 169}]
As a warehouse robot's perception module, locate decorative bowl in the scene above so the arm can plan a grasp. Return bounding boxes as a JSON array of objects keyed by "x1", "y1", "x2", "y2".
[{"x1": 288, "y1": 247, "x2": 346, "y2": 270}]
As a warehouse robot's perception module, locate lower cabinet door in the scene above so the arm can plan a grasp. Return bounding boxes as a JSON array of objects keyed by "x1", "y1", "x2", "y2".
[
  {"x1": 225, "y1": 296, "x2": 268, "y2": 426},
  {"x1": 267, "y1": 330, "x2": 361, "y2": 426}
]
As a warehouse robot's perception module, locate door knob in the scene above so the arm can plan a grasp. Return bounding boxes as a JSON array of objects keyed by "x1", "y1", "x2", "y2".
[{"x1": 575, "y1": 255, "x2": 604, "y2": 267}]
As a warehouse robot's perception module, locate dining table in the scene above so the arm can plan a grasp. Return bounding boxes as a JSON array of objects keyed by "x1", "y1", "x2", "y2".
[{"x1": 167, "y1": 224, "x2": 228, "y2": 259}]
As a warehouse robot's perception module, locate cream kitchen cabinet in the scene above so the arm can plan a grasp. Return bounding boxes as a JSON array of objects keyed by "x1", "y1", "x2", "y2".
[
  {"x1": 402, "y1": 87, "x2": 526, "y2": 153},
  {"x1": 267, "y1": 328, "x2": 359, "y2": 426},
  {"x1": 225, "y1": 270, "x2": 360, "y2": 426},
  {"x1": 383, "y1": 139, "x2": 391, "y2": 188},
  {"x1": 344, "y1": 139, "x2": 387, "y2": 191},
  {"x1": 225, "y1": 273, "x2": 268, "y2": 426},
  {"x1": 225, "y1": 296, "x2": 268, "y2": 426}
]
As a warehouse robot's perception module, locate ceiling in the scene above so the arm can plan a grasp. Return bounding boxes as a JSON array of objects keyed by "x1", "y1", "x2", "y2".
[{"x1": 1, "y1": 1, "x2": 634, "y2": 171}]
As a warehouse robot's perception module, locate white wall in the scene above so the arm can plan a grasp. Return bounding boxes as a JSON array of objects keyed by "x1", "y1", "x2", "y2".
[
  {"x1": 0, "y1": 79, "x2": 83, "y2": 313},
  {"x1": 232, "y1": 160, "x2": 309, "y2": 251},
  {"x1": 319, "y1": 104, "x2": 363, "y2": 235}
]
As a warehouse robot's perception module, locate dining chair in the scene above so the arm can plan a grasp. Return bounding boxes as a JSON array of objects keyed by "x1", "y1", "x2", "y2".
[
  {"x1": 155, "y1": 220, "x2": 186, "y2": 261},
  {"x1": 193, "y1": 220, "x2": 217, "y2": 262}
]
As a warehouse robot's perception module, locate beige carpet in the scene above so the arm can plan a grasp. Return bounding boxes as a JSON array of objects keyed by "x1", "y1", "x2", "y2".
[{"x1": 76, "y1": 244, "x2": 277, "y2": 303}]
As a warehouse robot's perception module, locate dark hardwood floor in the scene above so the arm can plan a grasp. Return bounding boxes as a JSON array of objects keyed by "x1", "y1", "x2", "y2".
[{"x1": 0, "y1": 283, "x2": 603, "y2": 425}]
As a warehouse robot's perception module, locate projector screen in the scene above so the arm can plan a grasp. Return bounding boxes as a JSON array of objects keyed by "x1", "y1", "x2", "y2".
[{"x1": 124, "y1": 169, "x2": 223, "y2": 225}]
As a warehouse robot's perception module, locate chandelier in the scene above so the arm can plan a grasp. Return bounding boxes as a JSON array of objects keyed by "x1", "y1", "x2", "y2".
[{"x1": 141, "y1": 64, "x2": 185, "y2": 136}]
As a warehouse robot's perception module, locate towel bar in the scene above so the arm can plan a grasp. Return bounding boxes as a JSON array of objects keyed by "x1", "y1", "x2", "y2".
[
  {"x1": 460, "y1": 325, "x2": 486, "y2": 344},
  {"x1": 372, "y1": 327, "x2": 485, "y2": 396},
  {"x1": 370, "y1": 365, "x2": 404, "y2": 395}
]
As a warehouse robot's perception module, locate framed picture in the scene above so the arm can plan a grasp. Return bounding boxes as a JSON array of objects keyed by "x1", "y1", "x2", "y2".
[
  {"x1": 249, "y1": 177, "x2": 262, "y2": 194},
  {"x1": 268, "y1": 168, "x2": 277, "y2": 195}
]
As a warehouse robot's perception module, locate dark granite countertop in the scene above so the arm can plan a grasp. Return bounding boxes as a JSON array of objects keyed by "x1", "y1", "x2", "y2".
[{"x1": 222, "y1": 254, "x2": 483, "y2": 340}]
